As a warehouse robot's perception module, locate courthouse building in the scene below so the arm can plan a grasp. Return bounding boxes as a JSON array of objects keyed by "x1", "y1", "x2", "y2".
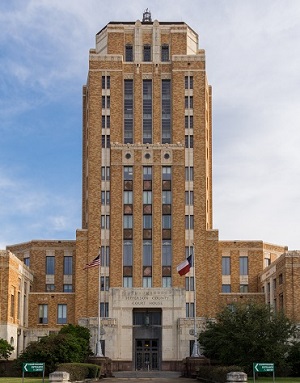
[{"x1": 1, "y1": 11, "x2": 296, "y2": 370}]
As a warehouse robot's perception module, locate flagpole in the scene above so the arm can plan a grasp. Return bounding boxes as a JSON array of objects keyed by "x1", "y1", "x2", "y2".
[
  {"x1": 191, "y1": 243, "x2": 201, "y2": 357},
  {"x1": 96, "y1": 247, "x2": 103, "y2": 357}
]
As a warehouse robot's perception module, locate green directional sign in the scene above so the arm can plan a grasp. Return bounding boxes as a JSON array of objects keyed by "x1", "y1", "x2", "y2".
[
  {"x1": 254, "y1": 363, "x2": 274, "y2": 372},
  {"x1": 22, "y1": 362, "x2": 44, "y2": 372}
]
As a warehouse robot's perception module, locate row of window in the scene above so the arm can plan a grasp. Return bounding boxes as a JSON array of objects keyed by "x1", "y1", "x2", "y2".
[
  {"x1": 38, "y1": 304, "x2": 67, "y2": 324},
  {"x1": 101, "y1": 77, "x2": 193, "y2": 145},
  {"x1": 45, "y1": 256, "x2": 72, "y2": 275},
  {"x1": 222, "y1": 284, "x2": 249, "y2": 293},
  {"x1": 222, "y1": 256, "x2": 249, "y2": 276},
  {"x1": 38, "y1": 303, "x2": 110, "y2": 324},
  {"x1": 101, "y1": 166, "x2": 194, "y2": 182},
  {"x1": 125, "y1": 44, "x2": 170, "y2": 62}
]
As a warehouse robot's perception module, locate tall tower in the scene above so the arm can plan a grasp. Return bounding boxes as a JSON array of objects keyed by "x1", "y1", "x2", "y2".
[{"x1": 76, "y1": 11, "x2": 220, "y2": 368}]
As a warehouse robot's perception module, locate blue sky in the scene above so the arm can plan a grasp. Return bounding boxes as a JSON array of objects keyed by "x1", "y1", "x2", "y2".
[{"x1": 1, "y1": 0, "x2": 300, "y2": 249}]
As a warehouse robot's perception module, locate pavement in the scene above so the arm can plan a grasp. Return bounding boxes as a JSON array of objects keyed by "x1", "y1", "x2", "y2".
[{"x1": 100, "y1": 371, "x2": 195, "y2": 382}]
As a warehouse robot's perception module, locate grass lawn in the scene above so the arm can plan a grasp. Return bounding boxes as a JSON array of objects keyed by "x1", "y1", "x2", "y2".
[
  {"x1": 0, "y1": 379, "x2": 49, "y2": 383},
  {"x1": 248, "y1": 379, "x2": 300, "y2": 383}
]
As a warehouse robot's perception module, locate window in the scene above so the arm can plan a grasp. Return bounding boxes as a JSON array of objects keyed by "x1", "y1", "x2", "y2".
[
  {"x1": 162, "y1": 276, "x2": 172, "y2": 287},
  {"x1": 64, "y1": 256, "x2": 72, "y2": 275},
  {"x1": 101, "y1": 276, "x2": 110, "y2": 291},
  {"x1": 38, "y1": 304, "x2": 48, "y2": 324},
  {"x1": 239, "y1": 257, "x2": 248, "y2": 275},
  {"x1": 143, "y1": 80, "x2": 152, "y2": 144},
  {"x1": 264, "y1": 258, "x2": 271, "y2": 267},
  {"x1": 10, "y1": 291, "x2": 15, "y2": 317},
  {"x1": 102, "y1": 115, "x2": 110, "y2": 129},
  {"x1": 186, "y1": 303, "x2": 195, "y2": 318},
  {"x1": 123, "y1": 241, "x2": 133, "y2": 266},
  {"x1": 143, "y1": 166, "x2": 152, "y2": 180},
  {"x1": 123, "y1": 276, "x2": 133, "y2": 288},
  {"x1": 162, "y1": 215, "x2": 171, "y2": 229},
  {"x1": 143, "y1": 191, "x2": 152, "y2": 204},
  {"x1": 101, "y1": 166, "x2": 110, "y2": 181},
  {"x1": 162, "y1": 79, "x2": 171, "y2": 143},
  {"x1": 102, "y1": 75, "x2": 110, "y2": 89},
  {"x1": 102, "y1": 135, "x2": 110, "y2": 148},
  {"x1": 24, "y1": 257, "x2": 30, "y2": 267},
  {"x1": 185, "y1": 167, "x2": 194, "y2": 181},
  {"x1": 161, "y1": 44, "x2": 169, "y2": 61},
  {"x1": 185, "y1": 96, "x2": 193, "y2": 109},
  {"x1": 143, "y1": 241, "x2": 152, "y2": 266},
  {"x1": 185, "y1": 215, "x2": 194, "y2": 229},
  {"x1": 162, "y1": 241, "x2": 172, "y2": 266},
  {"x1": 162, "y1": 191, "x2": 172, "y2": 204},
  {"x1": 124, "y1": 215, "x2": 133, "y2": 229},
  {"x1": 240, "y1": 284, "x2": 248, "y2": 293},
  {"x1": 185, "y1": 135, "x2": 193, "y2": 148},
  {"x1": 185, "y1": 191, "x2": 194, "y2": 205},
  {"x1": 101, "y1": 246, "x2": 110, "y2": 267},
  {"x1": 125, "y1": 44, "x2": 133, "y2": 62},
  {"x1": 124, "y1": 79, "x2": 133, "y2": 144},
  {"x1": 124, "y1": 191, "x2": 133, "y2": 204},
  {"x1": 222, "y1": 257, "x2": 230, "y2": 275},
  {"x1": 101, "y1": 215, "x2": 110, "y2": 229},
  {"x1": 124, "y1": 166, "x2": 133, "y2": 180},
  {"x1": 100, "y1": 302, "x2": 109, "y2": 317},
  {"x1": 46, "y1": 284, "x2": 55, "y2": 292},
  {"x1": 63, "y1": 284, "x2": 73, "y2": 292},
  {"x1": 143, "y1": 45, "x2": 151, "y2": 61},
  {"x1": 143, "y1": 215, "x2": 152, "y2": 229},
  {"x1": 101, "y1": 191, "x2": 110, "y2": 205},
  {"x1": 143, "y1": 277, "x2": 152, "y2": 288},
  {"x1": 222, "y1": 284, "x2": 231, "y2": 293},
  {"x1": 185, "y1": 115, "x2": 193, "y2": 129},
  {"x1": 162, "y1": 166, "x2": 172, "y2": 180},
  {"x1": 279, "y1": 273, "x2": 283, "y2": 284},
  {"x1": 185, "y1": 277, "x2": 194, "y2": 291},
  {"x1": 185, "y1": 76, "x2": 193, "y2": 89},
  {"x1": 57, "y1": 304, "x2": 67, "y2": 324},
  {"x1": 46, "y1": 256, "x2": 55, "y2": 275}
]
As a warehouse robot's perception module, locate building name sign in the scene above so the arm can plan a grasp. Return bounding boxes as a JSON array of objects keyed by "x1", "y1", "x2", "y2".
[{"x1": 122, "y1": 289, "x2": 172, "y2": 306}]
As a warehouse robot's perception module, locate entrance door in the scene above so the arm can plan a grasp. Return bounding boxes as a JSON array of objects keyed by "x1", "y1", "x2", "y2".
[{"x1": 135, "y1": 339, "x2": 159, "y2": 370}]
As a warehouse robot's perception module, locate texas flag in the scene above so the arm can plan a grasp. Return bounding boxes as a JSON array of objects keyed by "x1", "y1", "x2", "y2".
[{"x1": 177, "y1": 254, "x2": 193, "y2": 276}]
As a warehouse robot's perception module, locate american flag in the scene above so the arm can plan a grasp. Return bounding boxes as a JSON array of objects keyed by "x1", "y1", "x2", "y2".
[{"x1": 83, "y1": 254, "x2": 101, "y2": 269}]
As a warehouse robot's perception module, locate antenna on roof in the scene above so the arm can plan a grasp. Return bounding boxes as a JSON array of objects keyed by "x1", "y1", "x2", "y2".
[{"x1": 142, "y1": 8, "x2": 152, "y2": 22}]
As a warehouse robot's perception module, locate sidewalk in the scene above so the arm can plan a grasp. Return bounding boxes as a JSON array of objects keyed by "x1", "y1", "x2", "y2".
[{"x1": 100, "y1": 370, "x2": 195, "y2": 382}]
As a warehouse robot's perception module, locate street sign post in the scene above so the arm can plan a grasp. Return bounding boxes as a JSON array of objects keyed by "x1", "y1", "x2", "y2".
[
  {"x1": 253, "y1": 363, "x2": 275, "y2": 383},
  {"x1": 22, "y1": 362, "x2": 45, "y2": 383},
  {"x1": 254, "y1": 363, "x2": 274, "y2": 372}
]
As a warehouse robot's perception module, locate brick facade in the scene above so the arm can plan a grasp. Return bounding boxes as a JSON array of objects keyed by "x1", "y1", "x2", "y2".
[{"x1": 1, "y1": 14, "x2": 297, "y2": 368}]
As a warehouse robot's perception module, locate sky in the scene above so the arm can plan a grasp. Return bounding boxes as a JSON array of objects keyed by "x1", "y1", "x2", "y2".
[{"x1": 1, "y1": 0, "x2": 300, "y2": 250}]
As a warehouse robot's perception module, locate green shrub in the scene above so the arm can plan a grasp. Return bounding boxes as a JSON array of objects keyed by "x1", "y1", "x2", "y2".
[
  {"x1": 56, "y1": 362, "x2": 101, "y2": 381},
  {"x1": 197, "y1": 365, "x2": 244, "y2": 383}
]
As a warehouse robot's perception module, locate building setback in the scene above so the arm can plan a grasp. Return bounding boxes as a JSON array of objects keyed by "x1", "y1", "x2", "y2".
[{"x1": 3, "y1": 12, "x2": 294, "y2": 370}]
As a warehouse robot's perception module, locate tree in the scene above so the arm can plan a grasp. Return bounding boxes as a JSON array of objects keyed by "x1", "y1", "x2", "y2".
[
  {"x1": 199, "y1": 303, "x2": 298, "y2": 373},
  {"x1": 17, "y1": 324, "x2": 92, "y2": 374},
  {"x1": 0, "y1": 338, "x2": 14, "y2": 360}
]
